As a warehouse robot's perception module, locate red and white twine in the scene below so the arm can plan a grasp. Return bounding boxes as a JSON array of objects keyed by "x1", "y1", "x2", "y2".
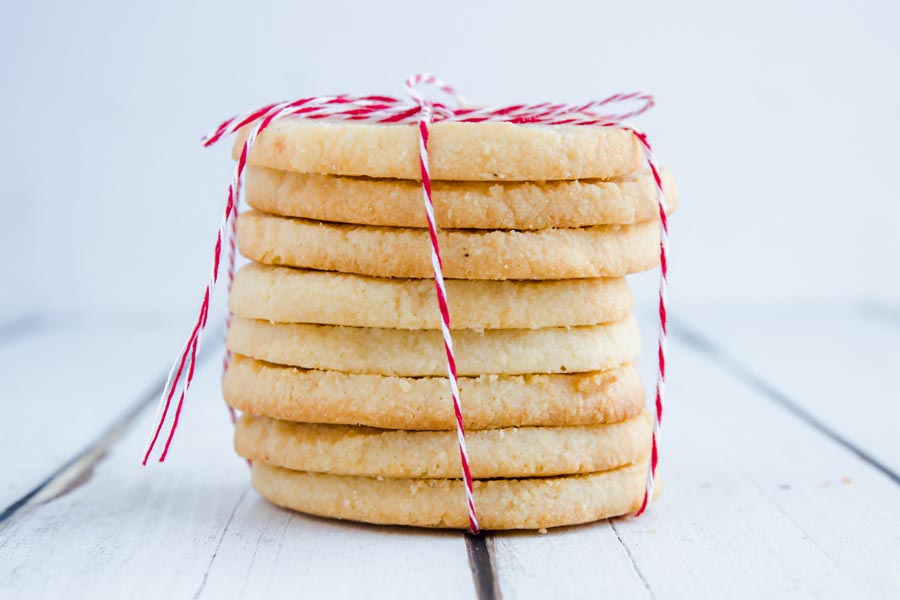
[
  {"x1": 406, "y1": 75, "x2": 480, "y2": 531},
  {"x1": 143, "y1": 74, "x2": 669, "y2": 533}
]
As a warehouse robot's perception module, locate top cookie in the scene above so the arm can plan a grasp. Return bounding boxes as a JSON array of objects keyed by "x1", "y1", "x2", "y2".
[{"x1": 232, "y1": 120, "x2": 645, "y2": 181}]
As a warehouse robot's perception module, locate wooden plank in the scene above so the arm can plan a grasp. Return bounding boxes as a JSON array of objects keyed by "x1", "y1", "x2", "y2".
[
  {"x1": 195, "y1": 496, "x2": 475, "y2": 599},
  {"x1": 0, "y1": 314, "x2": 186, "y2": 508},
  {"x1": 490, "y1": 314, "x2": 900, "y2": 598},
  {"x1": 491, "y1": 525, "x2": 652, "y2": 599},
  {"x1": 678, "y1": 304, "x2": 900, "y2": 475},
  {"x1": 0, "y1": 352, "x2": 475, "y2": 599},
  {"x1": 488, "y1": 309, "x2": 661, "y2": 599},
  {"x1": 5, "y1": 306, "x2": 899, "y2": 598}
]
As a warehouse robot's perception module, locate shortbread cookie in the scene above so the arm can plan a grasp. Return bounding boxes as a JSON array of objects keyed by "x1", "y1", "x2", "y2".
[
  {"x1": 230, "y1": 263, "x2": 632, "y2": 329},
  {"x1": 227, "y1": 315, "x2": 640, "y2": 376},
  {"x1": 244, "y1": 165, "x2": 679, "y2": 229},
  {"x1": 235, "y1": 411, "x2": 651, "y2": 479},
  {"x1": 237, "y1": 211, "x2": 660, "y2": 280},
  {"x1": 251, "y1": 461, "x2": 653, "y2": 529},
  {"x1": 224, "y1": 355, "x2": 644, "y2": 430},
  {"x1": 233, "y1": 120, "x2": 644, "y2": 181}
]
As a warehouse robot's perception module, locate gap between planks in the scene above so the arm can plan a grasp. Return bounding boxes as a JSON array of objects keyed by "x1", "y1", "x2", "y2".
[
  {"x1": 4, "y1": 306, "x2": 897, "y2": 598},
  {"x1": 0, "y1": 323, "x2": 498, "y2": 599},
  {"x1": 0, "y1": 377, "x2": 160, "y2": 526},
  {"x1": 670, "y1": 317, "x2": 900, "y2": 487},
  {"x1": 467, "y1": 533, "x2": 501, "y2": 600},
  {"x1": 0, "y1": 327, "x2": 223, "y2": 528}
]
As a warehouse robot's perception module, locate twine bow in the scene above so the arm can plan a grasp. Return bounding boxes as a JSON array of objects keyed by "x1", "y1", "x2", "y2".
[{"x1": 143, "y1": 74, "x2": 668, "y2": 534}]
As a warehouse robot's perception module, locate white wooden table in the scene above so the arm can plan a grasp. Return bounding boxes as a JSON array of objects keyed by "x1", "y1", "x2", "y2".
[{"x1": 1, "y1": 304, "x2": 899, "y2": 599}]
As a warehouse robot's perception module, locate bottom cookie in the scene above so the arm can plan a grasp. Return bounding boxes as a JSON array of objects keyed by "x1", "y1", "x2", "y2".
[{"x1": 251, "y1": 461, "x2": 655, "y2": 530}]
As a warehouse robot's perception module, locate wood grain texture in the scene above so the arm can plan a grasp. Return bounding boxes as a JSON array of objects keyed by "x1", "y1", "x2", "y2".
[
  {"x1": 489, "y1": 308, "x2": 900, "y2": 598},
  {"x1": 605, "y1": 340, "x2": 900, "y2": 598},
  {"x1": 492, "y1": 524, "x2": 653, "y2": 599},
  {"x1": 0, "y1": 315, "x2": 185, "y2": 508},
  {"x1": 1, "y1": 306, "x2": 899, "y2": 599},
  {"x1": 678, "y1": 304, "x2": 900, "y2": 476},
  {"x1": 0, "y1": 351, "x2": 475, "y2": 599},
  {"x1": 195, "y1": 495, "x2": 475, "y2": 599}
]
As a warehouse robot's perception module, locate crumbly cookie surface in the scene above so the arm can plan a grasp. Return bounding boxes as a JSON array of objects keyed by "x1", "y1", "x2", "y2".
[
  {"x1": 244, "y1": 165, "x2": 678, "y2": 229},
  {"x1": 236, "y1": 411, "x2": 651, "y2": 479},
  {"x1": 237, "y1": 211, "x2": 661, "y2": 280},
  {"x1": 250, "y1": 461, "x2": 654, "y2": 530},
  {"x1": 233, "y1": 120, "x2": 644, "y2": 181},
  {"x1": 224, "y1": 355, "x2": 645, "y2": 430},
  {"x1": 226, "y1": 315, "x2": 641, "y2": 376},
  {"x1": 230, "y1": 263, "x2": 633, "y2": 329}
]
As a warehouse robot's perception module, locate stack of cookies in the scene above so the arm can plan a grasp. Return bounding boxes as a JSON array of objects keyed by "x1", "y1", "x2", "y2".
[{"x1": 222, "y1": 119, "x2": 677, "y2": 530}]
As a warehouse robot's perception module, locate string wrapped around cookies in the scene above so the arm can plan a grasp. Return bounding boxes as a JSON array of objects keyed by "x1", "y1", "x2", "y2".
[{"x1": 143, "y1": 74, "x2": 671, "y2": 533}]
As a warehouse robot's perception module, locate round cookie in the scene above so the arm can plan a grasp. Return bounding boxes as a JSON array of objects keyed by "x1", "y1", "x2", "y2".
[
  {"x1": 230, "y1": 263, "x2": 633, "y2": 329},
  {"x1": 237, "y1": 211, "x2": 661, "y2": 280},
  {"x1": 235, "y1": 411, "x2": 651, "y2": 479},
  {"x1": 227, "y1": 315, "x2": 640, "y2": 377},
  {"x1": 250, "y1": 461, "x2": 654, "y2": 530},
  {"x1": 224, "y1": 355, "x2": 645, "y2": 430},
  {"x1": 233, "y1": 120, "x2": 644, "y2": 181},
  {"x1": 244, "y1": 165, "x2": 679, "y2": 230}
]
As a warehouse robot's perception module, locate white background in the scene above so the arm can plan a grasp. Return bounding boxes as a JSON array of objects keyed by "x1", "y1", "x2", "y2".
[{"x1": 1, "y1": 0, "x2": 898, "y2": 320}]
